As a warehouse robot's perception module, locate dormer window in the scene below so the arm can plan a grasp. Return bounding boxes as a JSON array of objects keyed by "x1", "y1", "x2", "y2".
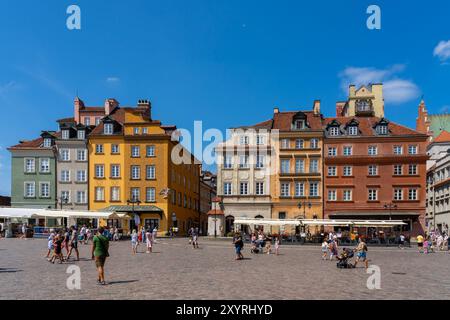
[
  {"x1": 294, "y1": 120, "x2": 306, "y2": 130},
  {"x1": 77, "y1": 130, "x2": 85, "y2": 140},
  {"x1": 104, "y1": 123, "x2": 114, "y2": 135},
  {"x1": 292, "y1": 112, "x2": 308, "y2": 130},
  {"x1": 43, "y1": 138, "x2": 52, "y2": 148},
  {"x1": 62, "y1": 130, "x2": 70, "y2": 140},
  {"x1": 329, "y1": 127, "x2": 340, "y2": 136},
  {"x1": 348, "y1": 126, "x2": 358, "y2": 136},
  {"x1": 374, "y1": 118, "x2": 390, "y2": 136},
  {"x1": 376, "y1": 125, "x2": 388, "y2": 135}
]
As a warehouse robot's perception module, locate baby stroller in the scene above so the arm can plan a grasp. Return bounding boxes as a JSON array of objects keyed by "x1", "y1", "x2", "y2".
[{"x1": 336, "y1": 248, "x2": 355, "y2": 269}]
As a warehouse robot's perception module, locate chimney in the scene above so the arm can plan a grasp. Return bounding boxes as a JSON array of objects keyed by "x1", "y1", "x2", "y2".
[
  {"x1": 105, "y1": 98, "x2": 119, "y2": 115},
  {"x1": 74, "y1": 97, "x2": 85, "y2": 124},
  {"x1": 137, "y1": 99, "x2": 152, "y2": 120},
  {"x1": 349, "y1": 85, "x2": 356, "y2": 97},
  {"x1": 274, "y1": 107, "x2": 280, "y2": 114},
  {"x1": 313, "y1": 100, "x2": 321, "y2": 116},
  {"x1": 336, "y1": 102, "x2": 345, "y2": 117}
]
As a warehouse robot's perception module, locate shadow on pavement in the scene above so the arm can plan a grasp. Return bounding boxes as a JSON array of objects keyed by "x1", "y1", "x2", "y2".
[
  {"x1": 0, "y1": 268, "x2": 23, "y2": 273},
  {"x1": 107, "y1": 280, "x2": 139, "y2": 285}
]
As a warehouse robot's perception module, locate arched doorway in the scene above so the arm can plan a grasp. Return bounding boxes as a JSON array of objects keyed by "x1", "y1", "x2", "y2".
[
  {"x1": 255, "y1": 215, "x2": 264, "y2": 232},
  {"x1": 225, "y1": 216, "x2": 234, "y2": 234}
]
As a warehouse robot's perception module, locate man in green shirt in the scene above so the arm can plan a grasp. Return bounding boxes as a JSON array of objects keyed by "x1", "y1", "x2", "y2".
[{"x1": 91, "y1": 227, "x2": 110, "y2": 285}]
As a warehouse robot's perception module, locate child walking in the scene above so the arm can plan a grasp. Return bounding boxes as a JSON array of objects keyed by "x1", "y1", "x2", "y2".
[
  {"x1": 49, "y1": 234, "x2": 64, "y2": 264},
  {"x1": 131, "y1": 229, "x2": 139, "y2": 254},
  {"x1": 145, "y1": 229, "x2": 153, "y2": 253},
  {"x1": 321, "y1": 240, "x2": 328, "y2": 260}
]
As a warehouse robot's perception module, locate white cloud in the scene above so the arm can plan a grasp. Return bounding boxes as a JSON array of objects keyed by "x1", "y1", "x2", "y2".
[
  {"x1": 339, "y1": 64, "x2": 420, "y2": 104},
  {"x1": 106, "y1": 77, "x2": 120, "y2": 83},
  {"x1": 434, "y1": 40, "x2": 450, "y2": 62}
]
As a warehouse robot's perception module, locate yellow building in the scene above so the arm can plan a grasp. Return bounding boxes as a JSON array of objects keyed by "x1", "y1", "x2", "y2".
[{"x1": 88, "y1": 99, "x2": 200, "y2": 235}]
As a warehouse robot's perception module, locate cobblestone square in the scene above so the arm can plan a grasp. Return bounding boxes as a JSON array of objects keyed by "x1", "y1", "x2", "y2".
[{"x1": 1, "y1": 237, "x2": 449, "y2": 300}]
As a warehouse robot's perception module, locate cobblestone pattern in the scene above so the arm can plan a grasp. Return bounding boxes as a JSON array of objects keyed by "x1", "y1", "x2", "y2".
[{"x1": 0, "y1": 238, "x2": 449, "y2": 300}]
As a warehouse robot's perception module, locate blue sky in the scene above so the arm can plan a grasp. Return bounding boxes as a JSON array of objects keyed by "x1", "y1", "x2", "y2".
[{"x1": 0, "y1": 0, "x2": 449, "y2": 195}]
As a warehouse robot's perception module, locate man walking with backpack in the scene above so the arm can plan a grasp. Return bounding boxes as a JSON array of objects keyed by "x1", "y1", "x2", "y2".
[{"x1": 92, "y1": 227, "x2": 110, "y2": 285}]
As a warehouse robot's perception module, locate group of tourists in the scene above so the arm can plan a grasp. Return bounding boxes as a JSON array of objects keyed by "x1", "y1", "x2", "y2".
[
  {"x1": 416, "y1": 231, "x2": 449, "y2": 253},
  {"x1": 321, "y1": 232, "x2": 369, "y2": 270},
  {"x1": 131, "y1": 226, "x2": 158, "y2": 254},
  {"x1": 249, "y1": 230, "x2": 280, "y2": 255}
]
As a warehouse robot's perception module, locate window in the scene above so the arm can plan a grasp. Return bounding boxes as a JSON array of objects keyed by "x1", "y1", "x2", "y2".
[
  {"x1": 95, "y1": 187, "x2": 105, "y2": 201},
  {"x1": 281, "y1": 139, "x2": 290, "y2": 149},
  {"x1": 131, "y1": 188, "x2": 140, "y2": 201},
  {"x1": 255, "y1": 182, "x2": 264, "y2": 195},
  {"x1": 131, "y1": 146, "x2": 140, "y2": 157},
  {"x1": 84, "y1": 118, "x2": 91, "y2": 126},
  {"x1": 368, "y1": 165, "x2": 378, "y2": 176},
  {"x1": 310, "y1": 139, "x2": 319, "y2": 149},
  {"x1": 256, "y1": 135, "x2": 265, "y2": 145},
  {"x1": 76, "y1": 191, "x2": 87, "y2": 204},
  {"x1": 256, "y1": 155, "x2": 265, "y2": 169},
  {"x1": 184, "y1": 194, "x2": 187, "y2": 208},
  {"x1": 108, "y1": 187, "x2": 120, "y2": 202},
  {"x1": 111, "y1": 165, "x2": 120, "y2": 178},
  {"x1": 281, "y1": 183, "x2": 290, "y2": 197},
  {"x1": 40, "y1": 182, "x2": 50, "y2": 198},
  {"x1": 96, "y1": 144, "x2": 104, "y2": 154},
  {"x1": 343, "y1": 166, "x2": 352, "y2": 176},
  {"x1": 146, "y1": 165, "x2": 156, "y2": 180},
  {"x1": 281, "y1": 159, "x2": 290, "y2": 174},
  {"x1": 295, "y1": 159, "x2": 305, "y2": 173},
  {"x1": 394, "y1": 146, "x2": 403, "y2": 155},
  {"x1": 224, "y1": 183, "x2": 232, "y2": 195},
  {"x1": 77, "y1": 149, "x2": 87, "y2": 161},
  {"x1": 240, "y1": 182, "x2": 249, "y2": 195},
  {"x1": 60, "y1": 149, "x2": 70, "y2": 161},
  {"x1": 77, "y1": 130, "x2": 85, "y2": 140},
  {"x1": 310, "y1": 159, "x2": 319, "y2": 173},
  {"x1": 309, "y1": 182, "x2": 319, "y2": 197},
  {"x1": 131, "y1": 166, "x2": 141, "y2": 180},
  {"x1": 43, "y1": 138, "x2": 52, "y2": 148},
  {"x1": 329, "y1": 127, "x2": 340, "y2": 136},
  {"x1": 394, "y1": 165, "x2": 403, "y2": 175},
  {"x1": 295, "y1": 182, "x2": 304, "y2": 197},
  {"x1": 61, "y1": 170, "x2": 70, "y2": 182},
  {"x1": 408, "y1": 145, "x2": 418, "y2": 155},
  {"x1": 95, "y1": 117, "x2": 101, "y2": 126},
  {"x1": 146, "y1": 188, "x2": 156, "y2": 202},
  {"x1": 104, "y1": 123, "x2": 114, "y2": 135},
  {"x1": 294, "y1": 119, "x2": 306, "y2": 130},
  {"x1": 142, "y1": 128, "x2": 148, "y2": 135},
  {"x1": 368, "y1": 189, "x2": 378, "y2": 201},
  {"x1": 24, "y1": 182, "x2": 35, "y2": 198},
  {"x1": 376, "y1": 125, "x2": 388, "y2": 135},
  {"x1": 279, "y1": 212, "x2": 286, "y2": 220},
  {"x1": 95, "y1": 165, "x2": 105, "y2": 178},
  {"x1": 60, "y1": 191, "x2": 70, "y2": 203},
  {"x1": 62, "y1": 130, "x2": 70, "y2": 140},
  {"x1": 239, "y1": 136, "x2": 249, "y2": 145},
  {"x1": 394, "y1": 189, "x2": 403, "y2": 201},
  {"x1": 24, "y1": 158, "x2": 35, "y2": 173},
  {"x1": 328, "y1": 166, "x2": 337, "y2": 176},
  {"x1": 343, "y1": 190, "x2": 352, "y2": 201},
  {"x1": 224, "y1": 155, "x2": 233, "y2": 169},
  {"x1": 133, "y1": 127, "x2": 140, "y2": 135},
  {"x1": 343, "y1": 146, "x2": 352, "y2": 156},
  {"x1": 328, "y1": 147, "x2": 337, "y2": 157},
  {"x1": 146, "y1": 145, "x2": 155, "y2": 157},
  {"x1": 239, "y1": 155, "x2": 249, "y2": 169},
  {"x1": 368, "y1": 146, "x2": 378, "y2": 156},
  {"x1": 76, "y1": 170, "x2": 87, "y2": 182},
  {"x1": 409, "y1": 164, "x2": 418, "y2": 175},
  {"x1": 348, "y1": 126, "x2": 358, "y2": 136},
  {"x1": 39, "y1": 158, "x2": 50, "y2": 173},
  {"x1": 328, "y1": 190, "x2": 337, "y2": 201},
  {"x1": 295, "y1": 139, "x2": 304, "y2": 149},
  {"x1": 408, "y1": 189, "x2": 418, "y2": 201}
]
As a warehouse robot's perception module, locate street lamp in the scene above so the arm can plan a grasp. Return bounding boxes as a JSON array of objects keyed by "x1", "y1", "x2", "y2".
[
  {"x1": 127, "y1": 199, "x2": 141, "y2": 230},
  {"x1": 384, "y1": 203, "x2": 398, "y2": 221},
  {"x1": 297, "y1": 201, "x2": 312, "y2": 219}
]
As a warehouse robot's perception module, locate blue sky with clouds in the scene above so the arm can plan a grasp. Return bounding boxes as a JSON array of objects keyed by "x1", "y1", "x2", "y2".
[{"x1": 0, "y1": 0, "x2": 449, "y2": 195}]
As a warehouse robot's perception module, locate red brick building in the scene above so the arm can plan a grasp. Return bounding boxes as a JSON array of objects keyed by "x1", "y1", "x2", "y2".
[{"x1": 323, "y1": 112, "x2": 428, "y2": 236}]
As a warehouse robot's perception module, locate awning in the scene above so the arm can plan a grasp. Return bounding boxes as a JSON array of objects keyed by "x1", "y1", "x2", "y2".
[
  {"x1": 301, "y1": 219, "x2": 353, "y2": 226},
  {"x1": 234, "y1": 218, "x2": 301, "y2": 226},
  {"x1": 330, "y1": 211, "x2": 420, "y2": 217},
  {"x1": 352, "y1": 220, "x2": 407, "y2": 227},
  {"x1": 0, "y1": 208, "x2": 46, "y2": 218}
]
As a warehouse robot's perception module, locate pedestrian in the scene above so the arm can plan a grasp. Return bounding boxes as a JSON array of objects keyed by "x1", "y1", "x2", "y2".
[
  {"x1": 398, "y1": 234, "x2": 406, "y2": 249},
  {"x1": 192, "y1": 227, "x2": 199, "y2": 249},
  {"x1": 46, "y1": 229, "x2": 56, "y2": 259},
  {"x1": 329, "y1": 240, "x2": 338, "y2": 261},
  {"x1": 416, "y1": 234, "x2": 424, "y2": 253},
  {"x1": 152, "y1": 226, "x2": 157, "y2": 243},
  {"x1": 353, "y1": 238, "x2": 369, "y2": 270},
  {"x1": 141, "y1": 226, "x2": 146, "y2": 244},
  {"x1": 63, "y1": 228, "x2": 71, "y2": 256},
  {"x1": 66, "y1": 226, "x2": 79, "y2": 261},
  {"x1": 85, "y1": 227, "x2": 92, "y2": 245},
  {"x1": 49, "y1": 234, "x2": 64, "y2": 264},
  {"x1": 321, "y1": 239, "x2": 328, "y2": 260},
  {"x1": 19, "y1": 224, "x2": 27, "y2": 239},
  {"x1": 91, "y1": 227, "x2": 110, "y2": 285},
  {"x1": 275, "y1": 236, "x2": 280, "y2": 256},
  {"x1": 265, "y1": 237, "x2": 272, "y2": 255},
  {"x1": 131, "y1": 229, "x2": 139, "y2": 254},
  {"x1": 233, "y1": 233, "x2": 244, "y2": 260},
  {"x1": 145, "y1": 229, "x2": 153, "y2": 253}
]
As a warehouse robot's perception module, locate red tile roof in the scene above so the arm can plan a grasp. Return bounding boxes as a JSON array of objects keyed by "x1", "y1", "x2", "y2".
[
  {"x1": 273, "y1": 111, "x2": 323, "y2": 131},
  {"x1": 8, "y1": 137, "x2": 44, "y2": 150},
  {"x1": 434, "y1": 130, "x2": 450, "y2": 143}
]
